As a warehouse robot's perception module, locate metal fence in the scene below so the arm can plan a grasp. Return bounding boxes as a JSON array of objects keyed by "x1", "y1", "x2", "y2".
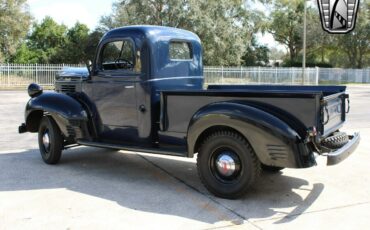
[
  {"x1": 0, "y1": 64, "x2": 83, "y2": 88},
  {"x1": 204, "y1": 66, "x2": 320, "y2": 85},
  {"x1": 318, "y1": 68, "x2": 370, "y2": 84},
  {"x1": 0, "y1": 63, "x2": 369, "y2": 88}
]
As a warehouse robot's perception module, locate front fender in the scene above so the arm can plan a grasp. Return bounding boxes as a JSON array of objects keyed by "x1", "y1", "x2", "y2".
[
  {"x1": 187, "y1": 102, "x2": 313, "y2": 168},
  {"x1": 25, "y1": 91, "x2": 88, "y2": 139}
]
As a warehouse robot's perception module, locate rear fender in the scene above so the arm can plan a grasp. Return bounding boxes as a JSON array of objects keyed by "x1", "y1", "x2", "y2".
[
  {"x1": 25, "y1": 92, "x2": 88, "y2": 140},
  {"x1": 187, "y1": 102, "x2": 314, "y2": 168}
]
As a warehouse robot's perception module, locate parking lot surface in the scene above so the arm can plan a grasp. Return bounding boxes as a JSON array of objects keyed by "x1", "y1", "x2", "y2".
[{"x1": 1, "y1": 86, "x2": 369, "y2": 229}]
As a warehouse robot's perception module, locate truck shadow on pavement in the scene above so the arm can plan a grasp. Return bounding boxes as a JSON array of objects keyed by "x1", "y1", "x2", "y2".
[{"x1": 0, "y1": 147, "x2": 324, "y2": 225}]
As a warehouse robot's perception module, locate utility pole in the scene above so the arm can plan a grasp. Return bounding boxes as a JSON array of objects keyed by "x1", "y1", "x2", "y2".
[{"x1": 302, "y1": 0, "x2": 307, "y2": 85}]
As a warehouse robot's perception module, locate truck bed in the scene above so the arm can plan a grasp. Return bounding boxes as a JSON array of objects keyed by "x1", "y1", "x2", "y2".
[{"x1": 160, "y1": 85, "x2": 347, "y2": 140}]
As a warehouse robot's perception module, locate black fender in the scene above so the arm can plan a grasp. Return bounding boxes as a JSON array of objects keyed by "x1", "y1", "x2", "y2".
[
  {"x1": 187, "y1": 102, "x2": 313, "y2": 168},
  {"x1": 25, "y1": 91, "x2": 89, "y2": 140}
]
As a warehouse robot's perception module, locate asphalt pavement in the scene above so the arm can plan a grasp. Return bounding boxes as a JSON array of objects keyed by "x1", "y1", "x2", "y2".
[{"x1": 0, "y1": 86, "x2": 369, "y2": 229}]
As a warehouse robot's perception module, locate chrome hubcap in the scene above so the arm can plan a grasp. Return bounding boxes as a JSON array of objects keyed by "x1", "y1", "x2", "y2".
[
  {"x1": 216, "y1": 153, "x2": 236, "y2": 177},
  {"x1": 42, "y1": 131, "x2": 50, "y2": 150}
]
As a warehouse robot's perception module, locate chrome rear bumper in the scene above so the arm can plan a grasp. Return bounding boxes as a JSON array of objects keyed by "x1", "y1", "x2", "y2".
[{"x1": 327, "y1": 132, "x2": 360, "y2": 165}]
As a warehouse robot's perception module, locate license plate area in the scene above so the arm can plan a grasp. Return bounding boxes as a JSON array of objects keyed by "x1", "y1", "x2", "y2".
[{"x1": 322, "y1": 92, "x2": 347, "y2": 137}]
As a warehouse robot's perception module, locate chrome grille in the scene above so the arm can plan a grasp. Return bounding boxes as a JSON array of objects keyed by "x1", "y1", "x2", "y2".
[{"x1": 61, "y1": 84, "x2": 76, "y2": 93}]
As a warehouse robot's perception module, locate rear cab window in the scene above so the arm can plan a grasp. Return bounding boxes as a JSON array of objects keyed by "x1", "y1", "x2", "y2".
[{"x1": 169, "y1": 41, "x2": 192, "y2": 60}]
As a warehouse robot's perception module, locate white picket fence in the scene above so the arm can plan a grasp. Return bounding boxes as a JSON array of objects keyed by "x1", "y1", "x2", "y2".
[
  {"x1": 0, "y1": 63, "x2": 369, "y2": 88},
  {"x1": 204, "y1": 66, "x2": 320, "y2": 85}
]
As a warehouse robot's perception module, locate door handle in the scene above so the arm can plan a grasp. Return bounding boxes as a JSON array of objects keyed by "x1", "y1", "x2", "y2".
[
  {"x1": 139, "y1": 105, "x2": 146, "y2": 113},
  {"x1": 124, "y1": 85, "x2": 134, "y2": 89}
]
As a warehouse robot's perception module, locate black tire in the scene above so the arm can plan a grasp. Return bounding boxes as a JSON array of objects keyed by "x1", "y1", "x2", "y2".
[
  {"x1": 197, "y1": 130, "x2": 260, "y2": 199},
  {"x1": 38, "y1": 116, "x2": 63, "y2": 164},
  {"x1": 261, "y1": 164, "x2": 284, "y2": 173},
  {"x1": 106, "y1": 148, "x2": 120, "y2": 152},
  {"x1": 322, "y1": 132, "x2": 349, "y2": 149}
]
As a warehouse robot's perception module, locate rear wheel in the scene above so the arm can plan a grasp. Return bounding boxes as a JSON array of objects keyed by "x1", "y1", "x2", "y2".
[
  {"x1": 38, "y1": 116, "x2": 63, "y2": 164},
  {"x1": 197, "y1": 130, "x2": 260, "y2": 199},
  {"x1": 261, "y1": 164, "x2": 284, "y2": 173}
]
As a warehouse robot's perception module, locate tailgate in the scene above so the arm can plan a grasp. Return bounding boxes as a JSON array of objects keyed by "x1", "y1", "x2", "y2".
[{"x1": 322, "y1": 92, "x2": 348, "y2": 137}]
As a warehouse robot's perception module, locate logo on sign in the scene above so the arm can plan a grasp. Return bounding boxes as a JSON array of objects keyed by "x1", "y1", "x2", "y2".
[{"x1": 317, "y1": 0, "x2": 360, "y2": 34}]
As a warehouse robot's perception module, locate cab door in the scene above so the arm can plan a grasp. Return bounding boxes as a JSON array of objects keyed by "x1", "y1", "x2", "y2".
[{"x1": 89, "y1": 38, "x2": 141, "y2": 142}]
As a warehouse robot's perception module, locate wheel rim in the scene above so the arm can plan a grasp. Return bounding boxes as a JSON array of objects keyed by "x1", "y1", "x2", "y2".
[
  {"x1": 42, "y1": 130, "x2": 51, "y2": 152},
  {"x1": 216, "y1": 154, "x2": 236, "y2": 177},
  {"x1": 211, "y1": 148, "x2": 242, "y2": 183}
]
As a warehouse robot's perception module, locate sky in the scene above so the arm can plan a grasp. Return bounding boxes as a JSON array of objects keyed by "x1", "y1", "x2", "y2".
[
  {"x1": 28, "y1": 0, "x2": 116, "y2": 29},
  {"x1": 27, "y1": 0, "x2": 284, "y2": 51}
]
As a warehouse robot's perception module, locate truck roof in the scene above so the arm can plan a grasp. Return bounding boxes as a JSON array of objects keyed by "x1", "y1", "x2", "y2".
[{"x1": 102, "y1": 25, "x2": 201, "y2": 43}]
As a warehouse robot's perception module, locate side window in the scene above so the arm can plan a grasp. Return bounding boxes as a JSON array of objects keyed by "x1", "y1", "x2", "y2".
[
  {"x1": 169, "y1": 41, "x2": 192, "y2": 60},
  {"x1": 101, "y1": 40, "x2": 135, "y2": 71}
]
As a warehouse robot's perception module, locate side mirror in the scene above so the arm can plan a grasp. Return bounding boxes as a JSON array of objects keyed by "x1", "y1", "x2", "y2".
[{"x1": 86, "y1": 60, "x2": 93, "y2": 77}]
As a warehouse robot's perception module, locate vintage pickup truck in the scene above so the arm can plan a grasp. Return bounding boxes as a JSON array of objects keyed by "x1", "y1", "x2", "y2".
[{"x1": 19, "y1": 26, "x2": 360, "y2": 199}]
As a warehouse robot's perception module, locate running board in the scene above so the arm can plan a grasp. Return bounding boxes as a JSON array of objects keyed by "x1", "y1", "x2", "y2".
[{"x1": 77, "y1": 140, "x2": 187, "y2": 157}]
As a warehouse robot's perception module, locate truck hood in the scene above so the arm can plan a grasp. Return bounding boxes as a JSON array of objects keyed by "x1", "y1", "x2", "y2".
[{"x1": 56, "y1": 67, "x2": 89, "y2": 81}]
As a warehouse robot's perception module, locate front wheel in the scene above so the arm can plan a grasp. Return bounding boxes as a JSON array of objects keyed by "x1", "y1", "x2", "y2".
[
  {"x1": 38, "y1": 116, "x2": 63, "y2": 164},
  {"x1": 197, "y1": 130, "x2": 261, "y2": 199}
]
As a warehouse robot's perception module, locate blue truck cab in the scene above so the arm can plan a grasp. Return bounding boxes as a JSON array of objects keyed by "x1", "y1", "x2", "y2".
[{"x1": 19, "y1": 26, "x2": 360, "y2": 199}]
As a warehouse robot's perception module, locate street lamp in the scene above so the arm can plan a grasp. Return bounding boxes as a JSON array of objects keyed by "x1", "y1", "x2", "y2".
[{"x1": 302, "y1": 0, "x2": 307, "y2": 85}]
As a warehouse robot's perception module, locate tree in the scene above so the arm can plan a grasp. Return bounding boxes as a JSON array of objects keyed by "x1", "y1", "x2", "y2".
[
  {"x1": 0, "y1": 0, "x2": 31, "y2": 62},
  {"x1": 12, "y1": 17, "x2": 102, "y2": 64},
  {"x1": 304, "y1": 6, "x2": 333, "y2": 64},
  {"x1": 269, "y1": 47, "x2": 286, "y2": 61},
  {"x1": 99, "y1": 0, "x2": 259, "y2": 66},
  {"x1": 84, "y1": 30, "x2": 104, "y2": 61},
  {"x1": 333, "y1": 3, "x2": 370, "y2": 68},
  {"x1": 62, "y1": 22, "x2": 90, "y2": 64},
  {"x1": 267, "y1": 0, "x2": 369, "y2": 68},
  {"x1": 27, "y1": 16, "x2": 68, "y2": 63},
  {"x1": 242, "y1": 36, "x2": 269, "y2": 66},
  {"x1": 11, "y1": 43, "x2": 38, "y2": 64},
  {"x1": 268, "y1": 0, "x2": 304, "y2": 62}
]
